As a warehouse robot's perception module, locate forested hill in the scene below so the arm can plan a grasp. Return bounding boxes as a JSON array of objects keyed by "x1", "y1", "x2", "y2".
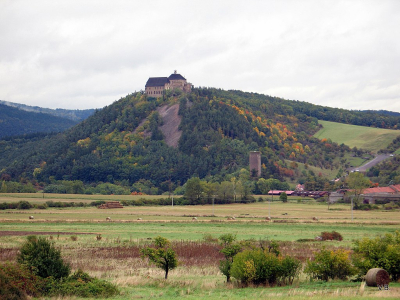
[
  {"x1": 0, "y1": 104, "x2": 78, "y2": 139},
  {"x1": 0, "y1": 88, "x2": 399, "y2": 194},
  {"x1": 0, "y1": 100, "x2": 95, "y2": 122}
]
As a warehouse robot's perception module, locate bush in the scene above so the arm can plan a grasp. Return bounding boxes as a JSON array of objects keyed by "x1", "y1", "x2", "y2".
[
  {"x1": 17, "y1": 236, "x2": 70, "y2": 279},
  {"x1": 305, "y1": 248, "x2": 356, "y2": 281},
  {"x1": 35, "y1": 203, "x2": 47, "y2": 209},
  {"x1": 0, "y1": 270, "x2": 27, "y2": 300},
  {"x1": 47, "y1": 269, "x2": 119, "y2": 298},
  {"x1": 352, "y1": 231, "x2": 400, "y2": 281},
  {"x1": 320, "y1": 231, "x2": 343, "y2": 241},
  {"x1": 17, "y1": 201, "x2": 32, "y2": 210},
  {"x1": 278, "y1": 256, "x2": 302, "y2": 285},
  {"x1": 0, "y1": 263, "x2": 46, "y2": 299},
  {"x1": 280, "y1": 192, "x2": 288, "y2": 202},
  {"x1": 231, "y1": 249, "x2": 301, "y2": 286}
]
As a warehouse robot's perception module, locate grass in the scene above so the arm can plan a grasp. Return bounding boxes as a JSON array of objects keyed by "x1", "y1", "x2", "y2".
[
  {"x1": 0, "y1": 192, "x2": 176, "y2": 204},
  {"x1": 1, "y1": 194, "x2": 400, "y2": 299},
  {"x1": 314, "y1": 120, "x2": 400, "y2": 153}
]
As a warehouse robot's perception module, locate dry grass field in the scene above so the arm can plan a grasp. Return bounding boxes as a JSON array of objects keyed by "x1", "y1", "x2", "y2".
[{"x1": 1, "y1": 193, "x2": 399, "y2": 299}]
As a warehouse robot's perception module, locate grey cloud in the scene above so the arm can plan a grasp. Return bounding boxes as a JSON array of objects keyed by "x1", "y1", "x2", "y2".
[{"x1": 0, "y1": 0, "x2": 399, "y2": 111}]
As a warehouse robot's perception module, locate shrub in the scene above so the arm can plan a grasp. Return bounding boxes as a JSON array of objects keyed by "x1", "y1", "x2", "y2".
[
  {"x1": 278, "y1": 256, "x2": 302, "y2": 285},
  {"x1": 305, "y1": 248, "x2": 356, "y2": 281},
  {"x1": 35, "y1": 204, "x2": 47, "y2": 209},
  {"x1": 320, "y1": 231, "x2": 343, "y2": 241},
  {"x1": 280, "y1": 192, "x2": 288, "y2": 202},
  {"x1": 231, "y1": 249, "x2": 280, "y2": 285},
  {"x1": 90, "y1": 200, "x2": 106, "y2": 207},
  {"x1": 17, "y1": 236, "x2": 70, "y2": 279},
  {"x1": 47, "y1": 269, "x2": 119, "y2": 298},
  {"x1": 17, "y1": 201, "x2": 32, "y2": 210},
  {"x1": 203, "y1": 233, "x2": 218, "y2": 243},
  {"x1": 0, "y1": 262, "x2": 45, "y2": 299},
  {"x1": 352, "y1": 231, "x2": 400, "y2": 281}
]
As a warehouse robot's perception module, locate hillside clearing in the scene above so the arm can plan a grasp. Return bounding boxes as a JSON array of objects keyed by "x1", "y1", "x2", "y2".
[{"x1": 314, "y1": 120, "x2": 400, "y2": 153}]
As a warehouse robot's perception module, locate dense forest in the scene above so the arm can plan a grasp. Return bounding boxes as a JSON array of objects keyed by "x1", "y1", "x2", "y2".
[
  {"x1": 0, "y1": 104, "x2": 78, "y2": 138},
  {"x1": 0, "y1": 100, "x2": 95, "y2": 122},
  {"x1": 0, "y1": 88, "x2": 399, "y2": 196}
]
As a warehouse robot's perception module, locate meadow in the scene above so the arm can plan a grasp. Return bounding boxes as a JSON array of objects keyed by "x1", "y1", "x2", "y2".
[
  {"x1": 314, "y1": 120, "x2": 400, "y2": 153},
  {"x1": 1, "y1": 194, "x2": 399, "y2": 299}
]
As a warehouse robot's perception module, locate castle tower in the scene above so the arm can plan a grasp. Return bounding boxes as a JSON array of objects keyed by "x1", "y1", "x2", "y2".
[{"x1": 249, "y1": 151, "x2": 261, "y2": 177}]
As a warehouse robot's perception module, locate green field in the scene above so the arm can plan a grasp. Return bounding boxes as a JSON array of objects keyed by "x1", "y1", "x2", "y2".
[
  {"x1": 1, "y1": 195, "x2": 399, "y2": 299},
  {"x1": 314, "y1": 120, "x2": 400, "y2": 152}
]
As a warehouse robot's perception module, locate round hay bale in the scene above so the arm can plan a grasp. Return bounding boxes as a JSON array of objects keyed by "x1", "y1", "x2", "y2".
[
  {"x1": 137, "y1": 218, "x2": 142, "y2": 220},
  {"x1": 365, "y1": 268, "x2": 390, "y2": 287},
  {"x1": 265, "y1": 216, "x2": 271, "y2": 221},
  {"x1": 106, "y1": 217, "x2": 111, "y2": 221},
  {"x1": 29, "y1": 216, "x2": 34, "y2": 220}
]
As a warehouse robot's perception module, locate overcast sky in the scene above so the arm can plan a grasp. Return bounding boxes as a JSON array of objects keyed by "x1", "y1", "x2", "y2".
[{"x1": 1, "y1": 0, "x2": 399, "y2": 112}]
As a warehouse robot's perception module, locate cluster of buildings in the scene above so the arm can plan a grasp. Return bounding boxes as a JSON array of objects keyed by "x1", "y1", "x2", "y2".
[{"x1": 267, "y1": 184, "x2": 400, "y2": 204}]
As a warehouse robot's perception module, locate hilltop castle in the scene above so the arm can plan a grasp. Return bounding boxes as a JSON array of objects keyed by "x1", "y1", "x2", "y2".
[{"x1": 145, "y1": 71, "x2": 192, "y2": 97}]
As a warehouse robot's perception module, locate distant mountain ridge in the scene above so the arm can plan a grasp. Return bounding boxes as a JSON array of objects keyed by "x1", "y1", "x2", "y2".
[
  {"x1": 0, "y1": 104, "x2": 80, "y2": 139},
  {"x1": 0, "y1": 100, "x2": 95, "y2": 122}
]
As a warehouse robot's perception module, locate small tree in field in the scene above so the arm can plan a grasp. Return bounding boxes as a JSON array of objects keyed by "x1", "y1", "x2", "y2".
[
  {"x1": 219, "y1": 233, "x2": 242, "y2": 283},
  {"x1": 141, "y1": 236, "x2": 177, "y2": 279},
  {"x1": 17, "y1": 235, "x2": 70, "y2": 279},
  {"x1": 280, "y1": 192, "x2": 288, "y2": 202}
]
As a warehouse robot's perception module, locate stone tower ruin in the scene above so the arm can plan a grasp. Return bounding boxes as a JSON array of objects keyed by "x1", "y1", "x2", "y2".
[{"x1": 249, "y1": 151, "x2": 261, "y2": 177}]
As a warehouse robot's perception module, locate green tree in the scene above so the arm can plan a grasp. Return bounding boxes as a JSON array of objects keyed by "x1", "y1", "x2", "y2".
[
  {"x1": 184, "y1": 177, "x2": 203, "y2": 203},
  {"x1": 219, "y1": 234, "x2": 242, "y2": 283},
  {"x1": 352, "y1": 231, "x2": 400, "y2": 281},
  {"x1": 346, "y1": 172, "x2": 370, "y2": 205},
  {"x1": 141, "y1": 236, "x2": 178, "y2": 279},
  {"x1": 280, "y1": 192, "x2": 288, "y2": 202},
  {"x1": 17, "y1": 236, "x2": 70, "y2": 279},
  {"x1": 346, "y1": 172, "x2": 370, "y2": 219},
  {"x1": 201, "y1": 181, "x2": 218, "y2": 203},
  {"x1": 217, "y1": 181, "x2": 234, "y2": 202}
]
